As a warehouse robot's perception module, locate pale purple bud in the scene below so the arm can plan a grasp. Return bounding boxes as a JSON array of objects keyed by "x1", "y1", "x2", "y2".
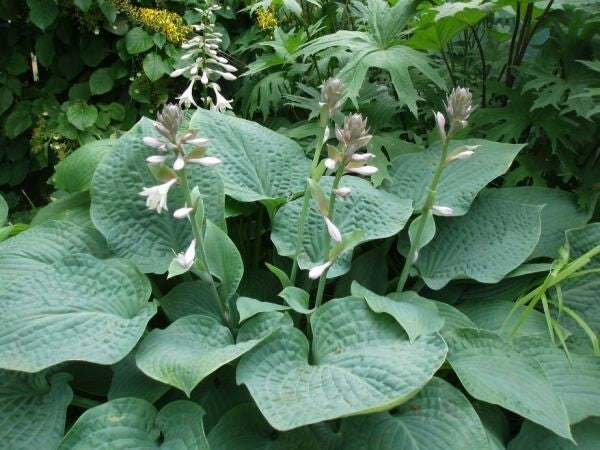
[
  {"x1": 346, "y1": 165, "x2": 378, "y2": 176},
  {"x1": 308, "y1": 261, "x2": 332, "y2": 280},
  {"x1": 188, "y1": 156, "x2": 222, "y2": 166},
  {"x1": 334, "y1": 187, "x2": 352, "y2": 198},
  {"x1": 432, "y1": 205, "x2": 454, "y2": 216},
  {"x1": 324, "y1": 216, "x2": 342, "y2": 242}
]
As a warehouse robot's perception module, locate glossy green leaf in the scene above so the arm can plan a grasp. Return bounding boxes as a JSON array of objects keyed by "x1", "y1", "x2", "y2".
[
  {"x1": 125, "y1": 27, "x2": 154, "y2": 54},
  {"x1": 136, "y1": 314, "x2": 274, "y2": 395},
  {"x1": 66, "y1": 102, "x2": 98, "y2": 130},
  {"x1": 237, "y1": 297, "x2": 447, "y2": 430},
  {"x1": 272, "y1": 176, "x2": 413, "y2": 278},
  {"x1": 160, "y1": 281, "x2": 223, "y2": 324},
  {"x1": 58, "y1": 398, "x2": 209, "y2": 449},
  {"x1": 278, "y1": 286, "x2": 314, "y2": 314},
  {"x1": 208, "y1": 403, "x2": 322, "y2": 450},
  {"x1": 351, "y1": 282, "x2": 444, "y2": 342},
  {"x1": 30, "y1": 192, "x2": 92, "y2": 227},
  {"x1": 481, "y1": 187, "x2": 593, "y2": 259},
  {"x1": 0, "y1": 255, "x2": 155, "y2": 372},
  {"x1": 341, "y1": 378, "x2": 489, "y2": 450},
  {"x1": 445, "y1": 329, "x2": 571, "y2": 440},
  {"x1": 382, "y1": 139, "x2": 525, "y2": 216},
  {"x1": 189, "y1": 108, "x2": 310, "y2": 202},
  {"x1": 143, "y1": 53, "x2": 168, "y2": 81},
  {"x1": 416, "y1": 197, "x2": 542, "y2": 289},
  {"x1": 89, "y1": 68, "x2": 114, "y2": 95},
  {"x1": 508, "y1": 418, "x2": 600, "y2": 450},
  {"x1": 90, "y1": 117, "x2": 225, "y2": 273},
  {"x1": 515, "y1": 336, "x2": 600, "y2": 424},
  {"x1": 0, "y1": 221, "x2": 108, "y2": 290},
  {"x1": 27, "y1": 0, "x2": 58, "y2": 30},
  {"x1": 0, "y1": 371, "x2": 72, "y2": 449}
]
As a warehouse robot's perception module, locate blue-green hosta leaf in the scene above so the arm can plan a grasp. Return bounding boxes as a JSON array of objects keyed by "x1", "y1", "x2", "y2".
[
  {"x1": 205, "y1": 220, "x2": 243, "y2": 302},
  {"x1": 515, "y1": 336, "x2": 600, "y2": 424},
  {"x1": 160, "y1": 281, "x2": 223, "y2": 324},
  {"x1": 0, "y1": 371, "x2": 72, "y2": 449},
  {"x1": 235, "y1": 311, "x2": 294, "y2": 343},
  {"x1": 237, "y1": 297, "x2": 447, "y2": 430},
  {"x1": 271, "y1": 176, "x2": 413, "y2": 278},
  {"x1": 0, "y1": 220, "x2": 108, "y2": 289},
  {"x1": 90, "y1": 117, "x2": 225, "y2": 273},
  {"x1": 340, "y1": 377, "x2": 490, "y2": 450},
  {"x1": 108, "y1": 352, "x2": 170, "y2": 403},
  {"x1": 416, "y1": 197, "x2": 542, "y2": 289},
  {"x1": 434, "y1": 301, "x2": 476, "y2": 337},
  {"x1": 237, "y1": 297, "x2": 290, "y2": 323},
  {"x1": 382, "y1": 139, "x2": 525, "y2": 216},
  {"x1": 459, "y1": 299, "x2": 554, "y2": 338},
  {"x1": 508, "y1": 418, "x2": 600, "y2": 450},
  {"x1": 58, "y1": 398, "x2": 208, "y2": 449},
  {"x1": 30, "y1": 192, "x2": 93, "y2": 228},
  {"x1": 351, "y1": 281, "x2": 444, "y2": 342},
  {"x1": 208, "y1": 403, "x2": 322, "y2": 450},
  {"x1": 0, "y1": 255, "x2": 155, "y2": 372},
  {"x1": 53, "y1": 139, "x2": 116, "y2": 193},
  {"x1": 278, "y1": 286, "x2": 314, "y2": 314},
  {"x1": 136, "y1": 313, "x2": 282, "y2": 396},
  {"x1": 445, "y1": 329, "x2": 571, "y2": 440},
  {"x1": 480, "y1": 187, "x2": 594, "y2": 259},
  {"x1": 559, "y1": 224, "x2": 600, "y2": 337},
  {"x1": 189, "y1": 108, "x2": 310, "y2": 203}
]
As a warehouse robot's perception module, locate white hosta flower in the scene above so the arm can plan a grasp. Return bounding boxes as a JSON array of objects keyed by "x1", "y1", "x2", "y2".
[
  {"x1": 146, "y1": 155, "x2": 168, "y2": 165},
  {"x1": 143, "y1": 137, "x2": 166, "y2": 150},
  {"x1": 186, "y1": 137, "x2": 209, "y2": 146},
  {"x1": 334, "y1": 187, "x2": 352, "y2": 198},
  {"x1": 188, "y1": 156, "x2": 222, "y2": 166},
  {"x1": 346, "y1": 165, "x2": 378, "y2": 176},
  {"x1": 446, "y1": 145, "x2": 479, "y2": 164},
  {"x1": 434, "y1": 111, "x2": 447, "y2": 143},
  {"x1": 309, "y1": 261, "x2": 332, "y2": 280},
  {"x1": 177, "y1": 80, "x2": 199, "y2": 109},
  {"x1": 432, "y1": 205, "x2": 454, "y2": 216},
  {"x1": 173, "y1": 207, "x2": 193, "y2": 219},
  {"x1": 351, "y1": 152, "x2": 375, "y2": 162},
  {"x1": 175, "y1": 239, "x2": 196, "y2": 270},
  {"x1": 324, "y1": 216, "x2": 342, "y2": 242},
  {"x1": 139, "y1": 179, "x2": 176, "y2": 213},
  {"x1": 210, "y1": 86, "x2": 233, "y2": 113},
  {"x1": 173, "y1": 153, "x2": 185, "y2": 171},
  {"x1": 170, "y1": 67, "x2": 188, "y2": 77}
]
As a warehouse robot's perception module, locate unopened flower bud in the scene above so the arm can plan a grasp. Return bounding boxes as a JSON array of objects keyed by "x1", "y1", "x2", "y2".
[
  {"x1": 188, "y1": 156, "x2": 222, "y2": 166},
  {"x1": 173, "y1": 153, "x2": 185, "y2": 171},
  {"x1": 309, "y1": 261, "x2": 332, "y2": 279},
  {"x1": 321, "y1": 78, "x2": 345, "y2": 116},
  {"x1": 324, "y1": 216, "x2": 342, "y2": 242},
  {"x1": 186, "y1": 137, "x2": 209, "y2": 146},
  {"x1": 432, "y1": 205, "x2": 454, "y2": 216},
  {"x1": 346, "y1": 165, "x2": 378, "y2": 176},
  {"x1": 434, "y1": 111, "x2": 447, "y2": 144},
  {"x1": 157, "y1": 103, "x2": 184, "y2": 136},
  {"x1": 445, "y1": 86, "x2": 474, "y2": 133},
  {"x1": 146, "y1": 155, "x2": 168, "y2": 165},
  {"x1": 173, "y1": 207, "x2": 193, "y2": 219},
  {"x1": 445, "y1": 145, "x2": 479, "y2": 165},
  {"x1": 143, "y1": 137, "x2": 166, "y2": 149},
  {"x1": 324, "y1": 158, "x2": 338, "y2": 170},
  {"x1": 336, "y1": 113, "x2": 372, "y2": 156},
  {"x1": 334, "y1": 187, "x2": 352, "y2": 198}
]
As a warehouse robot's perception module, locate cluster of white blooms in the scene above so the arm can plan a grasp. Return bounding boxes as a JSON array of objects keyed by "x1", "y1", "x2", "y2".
[
  {"x1": 138, "y1": 104, "x2": 223, "y2": 276},
  {"x1": 171, "y1": 4, "x2": 237, "y2": 112}
]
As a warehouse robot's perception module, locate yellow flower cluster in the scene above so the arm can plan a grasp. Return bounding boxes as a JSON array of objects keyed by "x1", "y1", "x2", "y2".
[
  {"x1": 109, "y1": 0, "x2": 192, "y2": 44},
  {"x1": 256, "y1": 7, "x2": 277, "y2": 30}
]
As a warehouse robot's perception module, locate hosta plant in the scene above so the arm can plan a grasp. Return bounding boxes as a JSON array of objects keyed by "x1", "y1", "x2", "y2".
[{"x1": 0, "y1": 80, "x2": 599, "y2": 449}]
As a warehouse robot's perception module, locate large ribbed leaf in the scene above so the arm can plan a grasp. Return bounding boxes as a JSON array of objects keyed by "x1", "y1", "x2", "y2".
[
  {"x1": 108, "y1": 352, "x2": 170, "y2": 403},
  {"x1": 351, "y1": 281, "x2": 444, "y2": 342},
  {"x1": 445, "y1": 329, "x2": 571, "y2": 440},
  {"x1": 0, "y1": 254, "x2": 155, "y2": 372},
  {"x1": 559, "y1": 224, "x2": 600, "y2": 337},
  {"x1": 382, "y1": 139, "x2": 524, "y2": 216},
  {"x1": 189, "y1": 108, "x2": 310, "y2": 202},
  {"x1": 509, "y1": 418, "x2": 599, "y2": 450},
  {"x1": 208, "y1": 404, "x2": 322, "y2": 450},
  {"x1": 416, "y1": 196, "x2": 542, "y2": 289},
  {"x1": 340, "y1": 378, "x2": 490, "y2": 450},
  {"x1": 0, "y1": 371, "x2": 72, "y2": 449},
  {"x1": 58, "y1": 398, "x2": 208, "y2": 449},
  {"x1": 90, "y1": 117, "x2": 225, "y2": 273},
  {"x1": 136, "y1": 313, "x2": 286, "y2": 396},
  {"x1": 0, "y1": 220, "x2": 108, "y2": 289},
  {"x1": 515, "y1": 336, "x2": 600, "y2": 424},
  {"x1": 271, "y1": 176, "x2": 413, "y2": 278},
  {"x1": 480, "y1": 187, "x2": 593, "y2": 259},
  {"x1": 159, "y1": 281, "x2": 223, "y2": 324},
  {"x1": 237, "y1": 297, "x2": 447, "y2": 430}
]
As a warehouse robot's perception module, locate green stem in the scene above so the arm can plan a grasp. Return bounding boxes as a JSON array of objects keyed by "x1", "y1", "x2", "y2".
[
  {"x1": 179, "y1": 168, "x2": 229, "y2": 324},
  {"x1": 71, "y1": 395, "x2": 101, "y2": 409},
  {"x1": 314, "y1": 166, "x2": 344, "y2": 309},
  {"x1": 396, "y1": 139, "x2": 450, "y2": 292},
  {"x1": 290, "y1": 121, "x2": 327, "y2": 284}
]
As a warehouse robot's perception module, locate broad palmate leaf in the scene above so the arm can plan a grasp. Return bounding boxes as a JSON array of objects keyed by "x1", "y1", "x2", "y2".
[
  {"x1": 58, "y1": 398, "x2": 209, "y2": 449},
  {"x1": 237, "y1": 297, "x2": 447, "y2": 430},
  {"x1": 91, "y1": 117, "x2": 225, "y2": 273},
  {"x1": 340, "y1": 377, "x2": 490, "y2": 450},
  {"x1": 0, "y1": 254, "x2": 155, "y2": 372},
  {"x1": 0, "y1": 370, "x2": 72, "y2": 449}
]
